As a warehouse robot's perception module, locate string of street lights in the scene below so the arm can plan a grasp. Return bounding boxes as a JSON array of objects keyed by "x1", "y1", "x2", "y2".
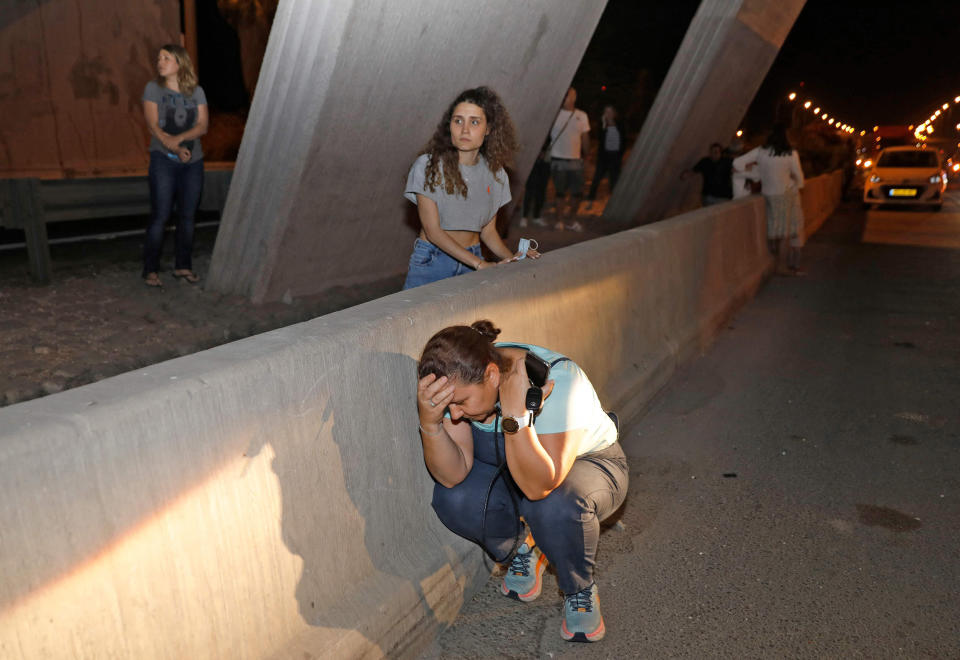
[
  {"x1": 784, "y1": 91, "x2": 862, "y2": 136},
  {"x1": 740, "y1": 88, "x2": 960, "y2": 149},
  {"x1": 912, "y1": 95, "x2": 960, "y2": 141}
]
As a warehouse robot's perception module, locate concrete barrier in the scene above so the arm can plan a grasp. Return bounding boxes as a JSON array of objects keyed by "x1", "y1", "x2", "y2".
[
  {"x1": 800, "y1": 170, "x2": 844, "y2": 241},
  {"x1": 0, "y1": 197, "x2": 771, "y2": 659}
]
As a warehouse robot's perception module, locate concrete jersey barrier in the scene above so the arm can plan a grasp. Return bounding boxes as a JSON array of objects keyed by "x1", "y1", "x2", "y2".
[
  {"x1": 0, "y1": 197, "x2": 771, "y2": 659},
  {"x1": 801, "y1": 170, "x2": 844, "y2": 241}
]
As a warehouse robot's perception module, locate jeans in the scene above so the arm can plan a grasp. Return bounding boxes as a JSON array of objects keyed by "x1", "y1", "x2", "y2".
[
  {"x1": 143, "y1": 151, "x2": 204, "y2": 277},
  {"x1": 522, "y1": 159, "x2": 551, "y2": 218},
  {"x1": 587, "y1": 150, "x2": 622, "y2": 200},
  {"x1": 701, "y1": 194, "x2": 730, "y2": 207},
  {"x1": 431, "y1": 423, "x2": 629, "y2": 595},
  {"x1": 402, "y1": 238, "x2": 482, "y2": 290}
]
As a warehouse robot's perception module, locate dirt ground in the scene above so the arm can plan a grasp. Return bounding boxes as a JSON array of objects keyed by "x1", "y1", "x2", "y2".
[{"x1": 0, "y1": 197, "x2": 616, "y2": 408}]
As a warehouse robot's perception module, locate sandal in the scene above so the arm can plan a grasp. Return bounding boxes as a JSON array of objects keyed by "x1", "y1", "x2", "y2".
[
  {"x1": 173, "y1": 270, "x2": 200, "y2": 284},
  {"x1": 144, "y1": 273, "x2": 162, "y2": 288}
]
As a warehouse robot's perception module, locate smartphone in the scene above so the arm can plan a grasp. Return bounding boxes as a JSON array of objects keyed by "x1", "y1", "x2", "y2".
[
  {"x1": 525, "y1": 352, "x2": 550, "y2": 387},
  {"x1": 524, "y1": 353, "x2": 549, "y2": 414}
]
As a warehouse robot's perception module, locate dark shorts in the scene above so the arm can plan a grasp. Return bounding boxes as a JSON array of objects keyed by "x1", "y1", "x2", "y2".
[{"x1": 551, "y1": 159, "x2": 584, "y2": 196}]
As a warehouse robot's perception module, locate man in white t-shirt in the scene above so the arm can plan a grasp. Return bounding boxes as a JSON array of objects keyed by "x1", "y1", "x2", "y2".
[{"x1": 549, "y1": 88, "x2": 590, "y2": 231}]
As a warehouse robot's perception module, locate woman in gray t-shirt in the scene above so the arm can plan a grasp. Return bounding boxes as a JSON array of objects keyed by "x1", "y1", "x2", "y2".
[
  {"x1": 402, "y1": 87, "x2": 540, "y2": 289},
  {"x1": 140, "y1": 44, "x2": 208, "y2": 288}
]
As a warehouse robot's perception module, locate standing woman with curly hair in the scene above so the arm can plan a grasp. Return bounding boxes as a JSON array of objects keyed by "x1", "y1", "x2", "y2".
[
  {"x1": 403, "y1": 87, "x2": 539, "y2": 290},
  {"x1": 141, "y1": 44, "x2": 208, "y2": 287}
]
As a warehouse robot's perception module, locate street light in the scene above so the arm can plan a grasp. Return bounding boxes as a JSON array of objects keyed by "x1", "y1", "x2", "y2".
[
  {"x1": 943, "y1": 103, "x2": 949, "y2": 110},
  {"x1": 813, "y1": 107, "x2": 820, "y2": 114},
  {"x1": 788, "y1": 92, "x2": 797, "y2": 100},
  {"x1": 804, "y1": 101, "x2": 812, "y2": 109},
  {"x1": 822, "y1": 113, "x2": 828, "y2": 120},
  {"x1": 736, "y1": 129, "x2": 743, "y2": 137}
]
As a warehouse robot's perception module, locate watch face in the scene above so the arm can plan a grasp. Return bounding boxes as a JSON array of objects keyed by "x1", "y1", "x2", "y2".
[{"x1": 502, "y1": 417, "x2": 520, "y2": 433}]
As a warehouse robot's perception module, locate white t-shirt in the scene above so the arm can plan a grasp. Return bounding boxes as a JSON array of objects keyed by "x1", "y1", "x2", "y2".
[
  {"x1": 462, "y1": 343, "x2": 618, "y2": 457},
  {"x1": 733, "y1": 147, "x2": 805, "y2": 196},
  {"x1": 550, "y1": 109, "x2": 590, "y2": 159}
]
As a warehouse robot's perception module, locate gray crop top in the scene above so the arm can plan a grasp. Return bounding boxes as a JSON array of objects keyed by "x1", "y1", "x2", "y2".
[{"x1": 404, "y1": 154, "x2": 511, "y2": 232}]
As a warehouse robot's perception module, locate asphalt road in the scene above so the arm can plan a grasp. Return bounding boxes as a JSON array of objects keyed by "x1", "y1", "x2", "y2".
[{"x1": 420, "y1": 194, "x2": 960, "y2": 658}]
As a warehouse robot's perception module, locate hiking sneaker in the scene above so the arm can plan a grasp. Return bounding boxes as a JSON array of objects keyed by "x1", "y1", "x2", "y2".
[
  {"x1": 561, "y1": 583, "x2": 605, "y2": 642},
  {"x1": 500, "y1": 543, "x2": 547, "y2": 602},
  {"x1": 566, "y1": 221, "x2": 585, "y2": 232}
]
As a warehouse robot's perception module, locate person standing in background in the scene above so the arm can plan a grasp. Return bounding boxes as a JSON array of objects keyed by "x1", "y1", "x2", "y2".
[
  {"x1": 683, "y1": 143, "x2": 733, "y2": 206},
  {"x1": 141, "y1": 44, "x2": 208, "y2": 288},
  {"x1": 519, "y1": 137, "x2": 551, "y2": 228},
  {"x1": 402, "y1": 87, "x2": 538, "y2": 290},
  {"x1": 733, "y1": 124, "x2": 806, "y2": 275},
  {"x1": 548, "y1": 88, "x2": 590, "y2": 232},
  {"x1": 585, "y1": 105, "x2": 624, "y2": 210}
]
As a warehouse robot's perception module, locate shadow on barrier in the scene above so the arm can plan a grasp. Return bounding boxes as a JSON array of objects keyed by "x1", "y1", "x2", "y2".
[{"x1": 240, "y1": 348, "x2": 473, "y2": 655}]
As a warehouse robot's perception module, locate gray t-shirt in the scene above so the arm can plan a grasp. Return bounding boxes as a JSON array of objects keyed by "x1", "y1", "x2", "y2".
[
  {"x1": 142, "y1": 80, "x2": 206, "y2": 163},
  {"x1": 404, "y1": 154, "x2": 511, "y2": 231}
]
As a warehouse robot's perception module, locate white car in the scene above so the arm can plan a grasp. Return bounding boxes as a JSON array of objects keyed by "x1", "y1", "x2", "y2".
[{"x1": 863, "y1": 146, "x2": 946, "y2": 210}]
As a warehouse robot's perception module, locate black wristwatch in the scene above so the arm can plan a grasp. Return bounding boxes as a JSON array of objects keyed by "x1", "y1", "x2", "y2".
[{"x1": 501, "y1": 410, "x2": 532, "y2": 434}]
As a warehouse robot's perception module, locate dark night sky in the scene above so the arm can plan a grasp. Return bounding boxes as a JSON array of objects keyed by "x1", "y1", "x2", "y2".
[
  {"x1": 576, "y1": 0, "x2": 960, "y2": 134},
  {"x1": 751, "y1": 1, "x2": 960, "y2": 130}
]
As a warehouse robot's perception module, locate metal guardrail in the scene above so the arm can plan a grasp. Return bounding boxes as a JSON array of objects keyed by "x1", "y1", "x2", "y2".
[{"x1": 0, "y1": 168, "x2": 232, "y2": 283}]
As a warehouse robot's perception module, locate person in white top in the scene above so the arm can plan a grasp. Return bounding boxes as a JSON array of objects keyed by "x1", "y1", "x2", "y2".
[
  {"x1": 548, "y1": 88, "x2": 591, "y2": 231},
  {"x1": 733, "y1": 124, "x2": 806, "y2": 275},
  {"x1": 728, "y1": 139, "x2": 759, "y2": 199}
]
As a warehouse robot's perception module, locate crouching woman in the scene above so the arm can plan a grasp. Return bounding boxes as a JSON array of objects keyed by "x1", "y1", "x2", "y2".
[{"x1": 415, "y1": 320, "x2": 628, "y2": 643}]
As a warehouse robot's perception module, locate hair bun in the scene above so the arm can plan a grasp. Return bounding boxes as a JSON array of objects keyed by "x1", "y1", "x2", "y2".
[{"x1": 470, "y1": 320, "x2": 500, "y2": 341}]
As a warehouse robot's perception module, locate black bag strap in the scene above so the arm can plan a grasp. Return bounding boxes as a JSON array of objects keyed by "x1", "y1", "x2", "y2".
[
  {"x1": 496, "y1": 343, "x2": 571, "y2": 370},
  {"x1": 543, "y1": 110, "x2": 576, "y2": 158},
  {"x1": 480, "y1": 346, "x2": 571, "y2": 564}
]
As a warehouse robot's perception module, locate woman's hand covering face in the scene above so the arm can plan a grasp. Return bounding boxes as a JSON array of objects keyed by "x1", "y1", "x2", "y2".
[{"x1": 418, "y1": 374, "x2": 454, "y2": 426}]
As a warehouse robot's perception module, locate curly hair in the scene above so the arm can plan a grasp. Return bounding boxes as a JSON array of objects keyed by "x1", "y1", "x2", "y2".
[
  {"x1": 418, "y1": 320, "x2": 512, "y2": 384},
  {"x1": 156, "y1": 44, "x2": 199, "y2": 98},
  {"x1": 421, "y1": 87, "x2": 519, "y2": 198}
]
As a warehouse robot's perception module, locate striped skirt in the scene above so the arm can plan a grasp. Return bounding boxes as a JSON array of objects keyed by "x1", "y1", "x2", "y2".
[{"x1": 764, "y1": 190, "x2": 805, "y2": 246}]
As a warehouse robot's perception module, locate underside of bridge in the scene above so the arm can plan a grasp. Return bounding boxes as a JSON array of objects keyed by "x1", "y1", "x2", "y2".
[{"x1": 207, "y1": 0, "x2": 805, "y2": 302}]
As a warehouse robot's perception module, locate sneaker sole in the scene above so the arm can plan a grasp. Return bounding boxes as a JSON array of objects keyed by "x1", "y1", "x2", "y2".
[
  {"x1": 560, "y1": 617, "x2": 605, "y2": 642},
  {"x1": 499, "y1": 552, "x2": 547, "y2": 602}
]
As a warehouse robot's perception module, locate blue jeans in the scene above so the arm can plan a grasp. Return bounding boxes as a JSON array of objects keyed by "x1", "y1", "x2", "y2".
[
  {"x1": 143, "y1": 151, "x2": 204, "y2": 277},
  {"x1": 431, "y1": 424, "x2": 629, "y2": 595},
  {"x1": 402, "y1": 238, "x2": 482, "y2": 290}
]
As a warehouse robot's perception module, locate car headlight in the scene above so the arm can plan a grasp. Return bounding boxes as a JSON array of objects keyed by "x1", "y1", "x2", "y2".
[
  {"x1": 929, "y1": 174, "x2": 942, "y2": 184},
  {"x1": 869, "y1": 175, "x2": 881, "y2": 183}
]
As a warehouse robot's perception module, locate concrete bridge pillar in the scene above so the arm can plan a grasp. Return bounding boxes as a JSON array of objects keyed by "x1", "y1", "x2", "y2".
[
  {"x1": 207, "y1": 0, "x2": 607, "y2": 303},
  {"x1": 604, "y1": 0, "x2": 806, "y2": 226}
]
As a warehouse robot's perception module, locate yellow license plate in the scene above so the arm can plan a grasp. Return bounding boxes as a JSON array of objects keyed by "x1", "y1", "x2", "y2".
[{"x1": 889, "y1": 188, "x2": 917, "y2": 197}]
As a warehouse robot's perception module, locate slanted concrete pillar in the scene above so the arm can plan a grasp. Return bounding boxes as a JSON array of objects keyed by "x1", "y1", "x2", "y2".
[
  {"x1": 208, "y1": 0, "x2": 607, "y2": 303},
  {"x1": 604, "y1": 0, "x2": 806, "y2": 226}
]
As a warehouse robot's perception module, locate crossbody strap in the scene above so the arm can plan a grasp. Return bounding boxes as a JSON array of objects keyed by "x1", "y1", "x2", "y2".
[{"x1": 544, "y1": 110, "x2": 576, "y2": 157}]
